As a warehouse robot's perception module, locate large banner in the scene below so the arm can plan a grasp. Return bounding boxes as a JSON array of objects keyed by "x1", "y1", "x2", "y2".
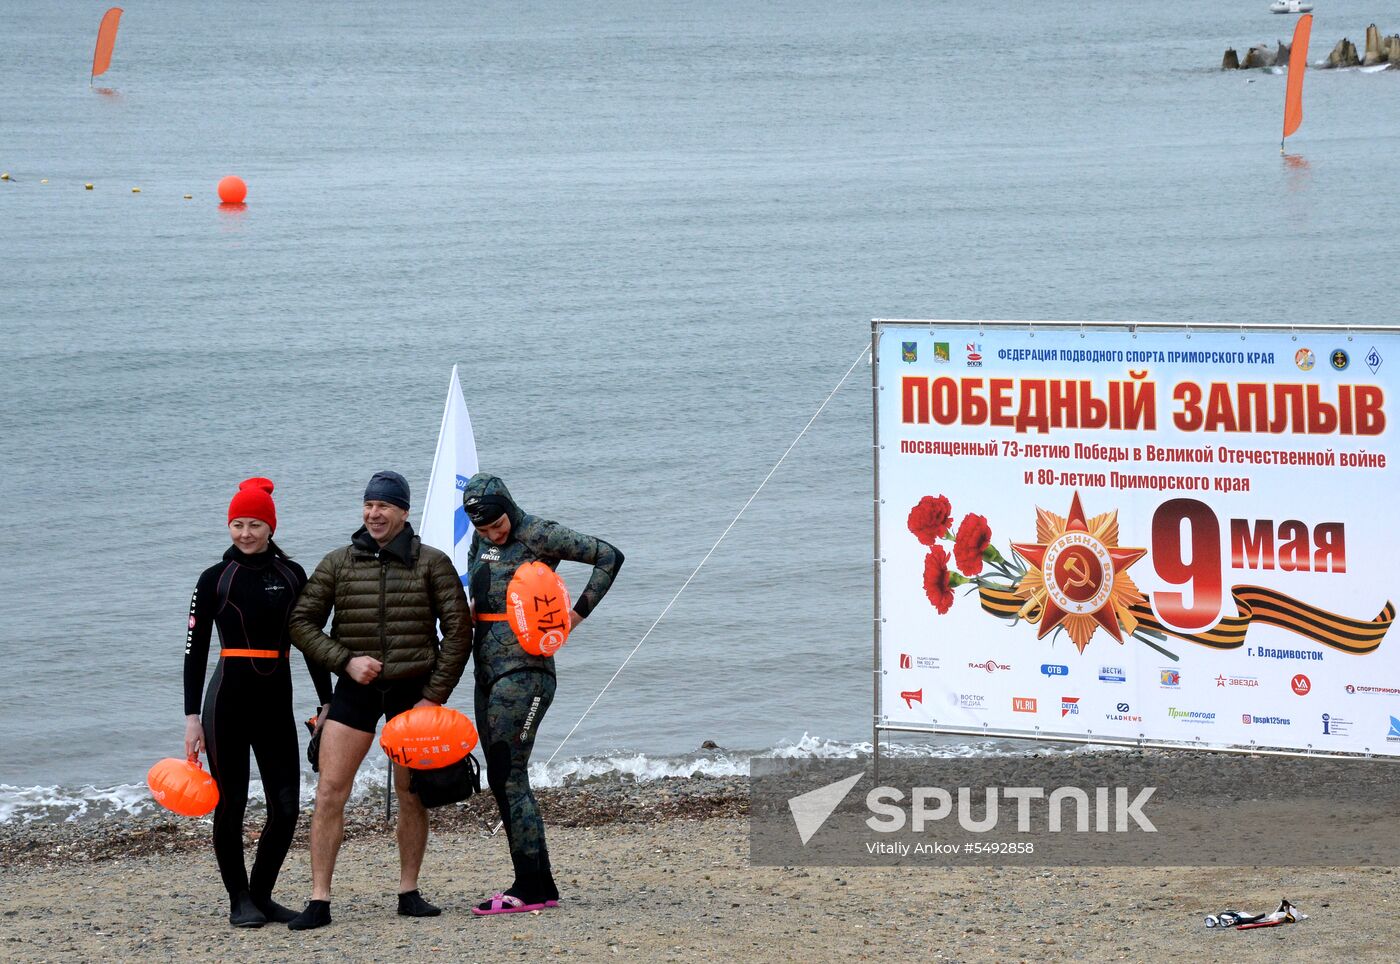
[{"x1": 875, "y1": 321, "x2": 1400, "y2": 757}]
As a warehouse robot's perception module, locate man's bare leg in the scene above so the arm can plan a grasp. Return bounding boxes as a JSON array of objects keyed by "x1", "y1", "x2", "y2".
[
  {"x1": 309, "y1": 721, "x2": 374, "y2": 900},
  {"x1": 395, "y1": 762, "x2": 428, "y2": 893}
]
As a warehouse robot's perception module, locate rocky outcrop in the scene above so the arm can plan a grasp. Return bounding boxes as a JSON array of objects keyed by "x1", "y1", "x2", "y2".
[
  {"x1": 1221, "y1": 26, "x2": 1395, "y2": 69},
  {"x1": 1326, "y1": 38, "x2": 1360, "y2": 68},
  {"x1": 1363, "y1": 25, "x2": 1385, "y2": 66}
]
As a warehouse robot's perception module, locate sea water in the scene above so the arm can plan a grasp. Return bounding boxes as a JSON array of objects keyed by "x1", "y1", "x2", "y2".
[{"x1": 2, "y1": 0, "x2": 1397, "y2": 820}]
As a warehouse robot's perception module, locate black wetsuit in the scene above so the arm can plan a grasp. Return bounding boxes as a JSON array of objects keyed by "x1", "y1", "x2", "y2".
[
  {"x1": 184, "y1": 544, "x2": 333, "y2": 902},
  {"x1": 463, "y1": 474, "x2": 623, "y2": 903}
]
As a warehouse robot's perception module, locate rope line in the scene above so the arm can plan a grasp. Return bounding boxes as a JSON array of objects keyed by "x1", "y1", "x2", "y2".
[{"x1": 541, "y1": 342, "x2": 871, "y2": 771}]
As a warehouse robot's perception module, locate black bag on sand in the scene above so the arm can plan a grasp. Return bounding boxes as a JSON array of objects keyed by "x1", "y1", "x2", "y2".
[
  {"x1": 409, "y1": 753, "x2": 481, "y2": 808},
  {"x1": 304, "y1": 711, "x2": 322, "y2": 773}
]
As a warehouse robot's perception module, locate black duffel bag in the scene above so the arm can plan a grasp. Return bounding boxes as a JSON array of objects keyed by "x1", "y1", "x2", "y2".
[{"x1": 409, "y1": 753, "x2": 482, "y2": 808}]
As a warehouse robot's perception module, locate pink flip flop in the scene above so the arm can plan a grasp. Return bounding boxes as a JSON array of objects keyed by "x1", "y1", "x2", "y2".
[{"x1": 471, "y1": 893, "x2": 560, "y2": 916}]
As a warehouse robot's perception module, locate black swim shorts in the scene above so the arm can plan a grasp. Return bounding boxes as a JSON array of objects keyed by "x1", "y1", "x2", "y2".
[{"x1": 327, "y1": 675, "x2": 428, "y2": 734}]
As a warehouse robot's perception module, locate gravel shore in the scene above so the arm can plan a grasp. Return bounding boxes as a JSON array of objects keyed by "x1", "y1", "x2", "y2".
[{"x1": 3, "y1": 775, "x2": 1397, "y2": 962}]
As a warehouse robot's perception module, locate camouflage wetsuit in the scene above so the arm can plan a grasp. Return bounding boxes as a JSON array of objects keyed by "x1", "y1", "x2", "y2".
[{"x1": 463, "y1": 473, "x2": 624, "y2": 903}]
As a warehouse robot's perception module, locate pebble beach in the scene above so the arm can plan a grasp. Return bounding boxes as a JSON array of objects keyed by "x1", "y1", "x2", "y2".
[{"x1": 4, "y1": 774, "x2": 1398, "y2": 963}]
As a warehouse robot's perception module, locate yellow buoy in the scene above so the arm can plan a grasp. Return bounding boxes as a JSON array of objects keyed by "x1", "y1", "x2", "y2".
[
  {"x1": 1, "y1": 172, "x2": 10, "y2": 181},
  {"x1": 85, "y1": 183, "x2": 94, "y2": 190},
  {"x1": 132, "y1": 187, "x2": 141, "y2": 193},
  {"x1": 40, "y1": 179, "x2": 48, "y2": 184},
  {"x1": 183, "y1": 194, "x2": 192, "y2": 200}
]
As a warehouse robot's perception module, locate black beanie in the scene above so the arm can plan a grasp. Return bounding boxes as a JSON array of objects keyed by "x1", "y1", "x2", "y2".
[
  {"x1": 463, "y1": 493, "x2": 509, "y2": 526},
  {"x1": 364, "y1": 470, "x2": 410, "y2": 511}
]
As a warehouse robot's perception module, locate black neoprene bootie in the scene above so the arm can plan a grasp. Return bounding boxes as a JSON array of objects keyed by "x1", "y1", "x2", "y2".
[
  {"x1": 251, "y1": 893, "x2": 299, "y2": 924},
  {"x1": 287, "y1": 899, "x2": 332, "y2": 931},
  {"x1": 397, "y1": 889, "x2": 442, "y2": 917},
  {"x1": 229, "y1": 891, "x2": 268, "y2": 928}
]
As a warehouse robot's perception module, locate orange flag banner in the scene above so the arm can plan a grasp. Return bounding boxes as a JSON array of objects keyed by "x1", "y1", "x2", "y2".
[
  {"x1": 91, "y1": 7, "x2": 123, "y2": 80},
  {"x1": 1282, "y1": 13, "x2": 1312, "y2": 141}
]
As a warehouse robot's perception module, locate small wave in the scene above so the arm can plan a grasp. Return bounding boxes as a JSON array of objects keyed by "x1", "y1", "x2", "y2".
[{"x1": 0, "y1": 733, "x2": 1102, "y2": 823}]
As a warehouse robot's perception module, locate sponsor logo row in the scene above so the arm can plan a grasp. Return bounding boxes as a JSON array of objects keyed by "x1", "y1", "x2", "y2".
[
  {"x1": 901, "y1": 686, "x2": 1400, "y2": 740},
  {"x1": 896, "y1": 654, "x2": 1400, "y2": 700}
]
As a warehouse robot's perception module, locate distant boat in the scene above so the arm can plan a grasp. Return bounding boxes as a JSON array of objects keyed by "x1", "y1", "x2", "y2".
[{"x1": 1270, "y1": 1, "x2": 1314, "y2": 13}]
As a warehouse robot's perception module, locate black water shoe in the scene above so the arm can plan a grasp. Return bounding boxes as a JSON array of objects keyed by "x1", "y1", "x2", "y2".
[
  {"x1": 229, "y1": 891, "x2": 267, "y2": 928},
  {"x1": 397, "y1": 889, "x2": 442, "y2": 917},
  {"x1": 287, "y1": 899, "x2": 332, "y2": 931},
  {"x1": 251, "y1": 893, "x2": 300, "y2": 924}
]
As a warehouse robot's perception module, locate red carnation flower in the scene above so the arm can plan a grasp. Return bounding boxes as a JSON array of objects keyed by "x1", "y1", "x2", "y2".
[
  {"x1": 923, "y1": 545, "x2": 955, "y2": 614},
  {"x1": 907, "y1": 495, "x2": 953, "y2": 545},
  {"x1": 953, "y1": 513, "x2": 992, "y2": 576}
]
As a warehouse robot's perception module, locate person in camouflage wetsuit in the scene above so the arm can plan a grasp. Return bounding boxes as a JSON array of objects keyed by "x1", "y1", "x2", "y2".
[{"x1": 461, "y1": 473, "x2": 623, "y2": 914}]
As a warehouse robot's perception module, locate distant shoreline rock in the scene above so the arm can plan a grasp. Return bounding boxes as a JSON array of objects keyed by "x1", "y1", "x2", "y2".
[{"x1": 1221, "y1": 23, "x2": 1399, "y2": 69}]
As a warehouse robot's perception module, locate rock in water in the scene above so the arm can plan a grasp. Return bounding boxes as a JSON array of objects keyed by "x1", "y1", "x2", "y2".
[
  {"x1": 1273, "y1": 40, "x2": 1291, "y2": 67},
  {"x1": 1241, "y1": 45, "x2": 1273, "y2": 69},
  {"x1": 1222, "y1": 47, "x2": 1240, "y2": 70},
  {"x1": 1364, "y1": 24, "x2": 1384, "y2": 66}
]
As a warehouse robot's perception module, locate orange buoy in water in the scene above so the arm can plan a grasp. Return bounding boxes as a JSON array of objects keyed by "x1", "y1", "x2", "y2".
[
  {"x1": 380, "y1": 705, "x2": 478, "y2": 770},
  {"x1": 147, "y1": 756, "x2": 219, "y2": 817},
  {"x1": 217, "y1": 175, "x2": 247, "y2": 204},
  {"x1": 506, "y1": 562, "x2": 572, "y2": 657}
]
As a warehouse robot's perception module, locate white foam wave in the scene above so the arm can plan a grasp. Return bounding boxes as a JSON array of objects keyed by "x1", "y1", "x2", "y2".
[{"x1": 1, "y1": 733, "x2": 1104, "y2": 823}]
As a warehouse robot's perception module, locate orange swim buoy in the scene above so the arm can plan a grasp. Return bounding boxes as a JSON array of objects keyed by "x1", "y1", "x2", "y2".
[
  {"x1": 217, "y1": 175, "x2": 247, "y2": 204},
  {"x1": 147, "y1": 756, "x2": 220, "y2": 817},
  {"x1": 380, "y1": 705, "x2": 478, "y2": 770},
  {"x1": 506, "y1": 562, "x2": 572, "y2": 656}
]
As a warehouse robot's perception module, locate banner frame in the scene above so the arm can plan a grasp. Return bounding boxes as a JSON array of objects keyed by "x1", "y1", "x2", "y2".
[{"x1": 871, "y1": 318, "x2": 1400, "y2": 767}]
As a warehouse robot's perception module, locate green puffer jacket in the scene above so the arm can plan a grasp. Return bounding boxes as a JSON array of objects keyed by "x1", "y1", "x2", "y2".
[{"x1": 289, "y1": 523, "x2": 471, "y2": 705}]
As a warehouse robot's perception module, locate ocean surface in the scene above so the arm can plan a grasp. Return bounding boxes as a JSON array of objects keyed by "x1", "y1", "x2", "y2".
[{"x1": 2, "y1": 0, "x2": 1397, "y2": 822}]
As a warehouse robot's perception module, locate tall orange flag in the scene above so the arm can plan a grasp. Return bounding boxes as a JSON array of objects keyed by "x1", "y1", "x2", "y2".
[
  {"x1": 91, "y1": 7, "x2": 123, "y2": 82},
  {"x1": 1282, "y1": 13, "x2": 1312, "y2": 147}
]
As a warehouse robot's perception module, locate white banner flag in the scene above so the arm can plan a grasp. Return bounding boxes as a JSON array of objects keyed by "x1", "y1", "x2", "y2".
[{"x1": 419, "y1": 365, "x2": 479, "y2": 585}]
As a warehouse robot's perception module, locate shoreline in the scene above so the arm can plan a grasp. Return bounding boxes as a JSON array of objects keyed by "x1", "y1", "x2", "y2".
[{"x1": 5, "y1": 772, "x2": 1399, "y2": 962}]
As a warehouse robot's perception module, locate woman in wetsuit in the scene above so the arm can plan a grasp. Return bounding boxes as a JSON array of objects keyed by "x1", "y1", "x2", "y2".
[
  {"x1": 183, "y1": 478, "x2": 334, "y2": 927},
  {"x1": 461, "y1": 473, "x2": 623, "y2": 915}
]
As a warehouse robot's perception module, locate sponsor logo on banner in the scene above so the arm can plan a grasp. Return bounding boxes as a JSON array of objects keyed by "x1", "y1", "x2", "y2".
[
  {"x1": 901, "y1": 342, "x2": 917, "y2": 363},
  {"x1": 1159, "y1": 669, "x2": 1181, "y2": 688},
  {"x1": 1216, "y1": 675, "x2": 1259, "y2": 688},
  {"x1": 1345, "y1": 683, "x2": 1400, "y2": 696},
  {"x1": 1367, "y1": 346, "x2": 1383, "y2": 374},
  {"x1": 958, "y1": 693, "x2": 986, "y2": 709},
  {"x1": 1012, "y1": 697, "x2": 1038, "y2": 713},
  {"x1": 933, "y1": 342, "x2": 950, "y2": 363},
  {"x1": 1330, "y1": 349, "x2": 1350, "y2": 371},
  {"x1": 970, "y1": 660, "x2": 1011, "y2": 673},
  {"x1": 1295, "y1": 348, "x2": 1316, "y2": 371},
  {"x1": 1041, "y1": 664, "x2": 1069, "y2": 677},
  {"x1": 1099, "y1": 666, "x2": 1126, "y2": 683},
  {"x1": 1242, "y1": 713, "x2": 1290, "y2": 725},
  {"x1": 965, "y1": 343, "x2": 983, "y2": 367},
  {"x1": 1167, "y1": 707, "x2": 1216, "y2": 724},
  {"x1": 899, "y1": 653, "x2": 911, "y2": 669},
  {"x1": 900, "y1": 689, "x2": 922, "y2": 709},
  {"x1": 1387, "y1": 717, "x2": 1400, "y2": 742},
  {"x1": 1321, "y1": 713, "x2": 1351, "y2": 736},
  {"x1": 1291, "y1": 674, "x2": 1312, "y2": 696},
  {"x1": 1105, "y1": 702, "x2": 1142, "y2": 723},
  {"x1": 1061, "y1": 697, "x2": 1080, "y2": 717}
]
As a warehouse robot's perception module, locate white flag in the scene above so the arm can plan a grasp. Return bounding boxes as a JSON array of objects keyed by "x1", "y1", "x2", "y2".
[{"x1": 419, "y1": 365, "x2": 479, "y2": 586}]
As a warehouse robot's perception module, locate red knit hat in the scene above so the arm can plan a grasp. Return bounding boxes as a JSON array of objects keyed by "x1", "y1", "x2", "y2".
[{"x1": 228, "y1": 477, "x2": 277, "y2": 533}]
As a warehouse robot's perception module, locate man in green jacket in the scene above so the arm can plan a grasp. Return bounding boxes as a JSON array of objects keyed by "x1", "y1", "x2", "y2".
[{"x1": 285, "y1": 471, "x2": 471, "y2": 931}]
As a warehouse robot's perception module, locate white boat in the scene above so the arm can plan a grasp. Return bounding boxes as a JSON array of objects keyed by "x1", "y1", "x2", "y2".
[{"x1": 1270, "y1": 1, "x2": 1314, "y2": 13}]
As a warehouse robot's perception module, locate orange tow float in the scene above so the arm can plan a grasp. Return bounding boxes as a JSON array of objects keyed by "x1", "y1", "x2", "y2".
[{"x1": 506, "y1": 562, "x2": 572, "y2": 656}]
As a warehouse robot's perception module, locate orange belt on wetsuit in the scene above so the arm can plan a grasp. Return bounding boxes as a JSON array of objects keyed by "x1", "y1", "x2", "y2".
[
  {"x1": 220, "y1": 648, "x2": 282, "y2": 659},
  {"x1": 476, "y1": 614, "x2": 508, "y2": 622}
]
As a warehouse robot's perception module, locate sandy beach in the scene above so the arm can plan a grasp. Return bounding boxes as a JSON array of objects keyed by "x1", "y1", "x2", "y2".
[{"x1": 4, "y1": 775, "x2": 1397, "y2": 963}]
